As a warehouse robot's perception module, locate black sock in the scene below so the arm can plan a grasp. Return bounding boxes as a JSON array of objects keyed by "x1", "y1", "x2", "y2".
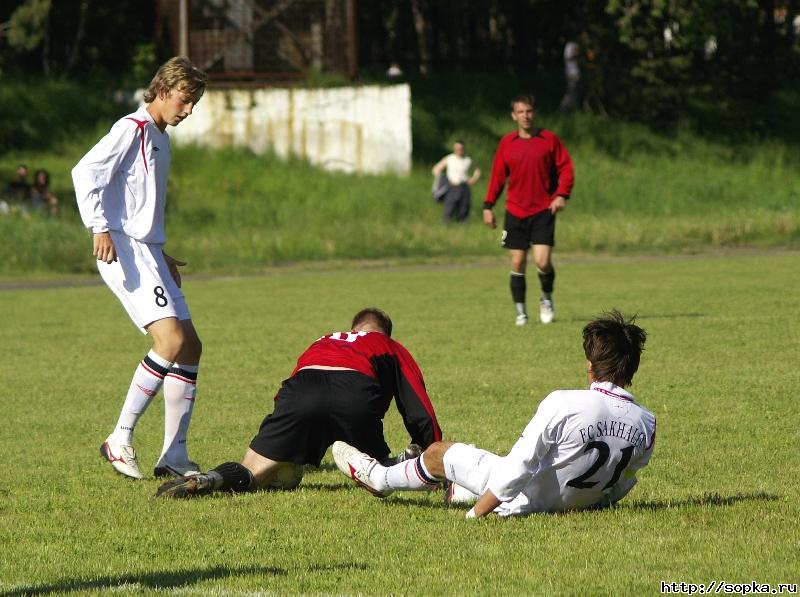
[
  {"x1": 537, "y1": 267, "x2": 555, "y2": 296},
  {"x1": 211, "y1": 462, "x2": 254, "y2": 493},
  {"x1": 510, "y1": 272, "x2": 526, "y2": 304}
]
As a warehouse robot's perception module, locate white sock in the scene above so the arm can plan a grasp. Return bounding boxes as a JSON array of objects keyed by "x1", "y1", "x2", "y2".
[
  {"x1": 110, "y1": 350, "x2": 172, "y2": 445},
  {"x1": 384, "y1": 454, "x2": 442, "y2": 491},
  {"x1": 515, "y1": 302, "x2": 527, "y2": 316},
  {"x1": 160, "y1": 363, "x2": 198, "y2": 461}
]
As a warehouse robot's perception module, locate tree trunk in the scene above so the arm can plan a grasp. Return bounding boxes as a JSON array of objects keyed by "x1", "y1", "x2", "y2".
[
  {"x1": 384, "y1": 2, "x2": 400, "y2": 68},
  {"x1": 409, "y1": 0, "x2": 431, "y2": 74},
  {"x1": 41, "y1": 10, "x2": 50, "y2": 76},
  {"x1": 757, "y1": 0, "x2": 776, "y2": 93},
  {"x1": 66, "y1": 0, "x2": 89, "y2": 75}
]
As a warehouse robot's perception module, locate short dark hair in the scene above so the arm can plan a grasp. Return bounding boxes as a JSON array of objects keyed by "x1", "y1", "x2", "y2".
[
  {"x1": 582, "y1": 310, "x2": 646, "y2": 387},
  {"x1": 510, "y1": 94, "x2": 536, "y2": 110},
  {"x1": 351, "y1": 308, "x2": 393, "y2": 337}
]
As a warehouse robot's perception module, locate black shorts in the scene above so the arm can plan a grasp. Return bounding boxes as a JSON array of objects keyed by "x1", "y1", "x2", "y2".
[
  {"x1": 249, "y1": 369, "x2": 391, "y2": 467},
  {"x1": 501, "y1": 209, "x2": 555, "y2": 249}
]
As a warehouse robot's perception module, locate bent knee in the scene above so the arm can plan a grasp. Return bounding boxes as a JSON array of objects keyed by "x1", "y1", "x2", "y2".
[
  {"x1": 152, "y1": 335, "x2": 185, "y2": 362},
  {"x1": 422, "y1": 441, "x2": 455, "y2": 478},
  {"x1": 510, "y1": 258, "x2": 526, "y2": 272}
]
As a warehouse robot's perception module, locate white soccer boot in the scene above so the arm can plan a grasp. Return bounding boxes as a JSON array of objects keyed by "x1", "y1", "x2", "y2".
[
  {"x1": 100, "y1": 438, "x2": 144, "y2": 480},
  {"x1": 154, "y1": 454, "x2": 201, "y2": 478},
  {"x1": 515, "y1": 313, "x2": 529, "y2": 326},
  {"x1": 332, "y1": 441, "x2": 393, "y2": 498},
  {"x1": 539, "y1": 298, "x2": 555, "y2": 324}
]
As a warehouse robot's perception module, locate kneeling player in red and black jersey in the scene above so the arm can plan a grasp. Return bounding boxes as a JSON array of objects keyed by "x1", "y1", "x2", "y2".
[{"x1": 156, "y1": 308, "x2": 442, "y2": 498}]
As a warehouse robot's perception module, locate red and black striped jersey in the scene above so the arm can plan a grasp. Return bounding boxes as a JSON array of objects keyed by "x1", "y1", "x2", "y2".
[{"x1": 292, "y1": 330, "x2": 442, "y2": 448}]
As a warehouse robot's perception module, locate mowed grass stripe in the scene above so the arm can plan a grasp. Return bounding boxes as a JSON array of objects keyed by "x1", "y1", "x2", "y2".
[{"x1": 0, "y1": 252, "x2": 797, "y2": 595}]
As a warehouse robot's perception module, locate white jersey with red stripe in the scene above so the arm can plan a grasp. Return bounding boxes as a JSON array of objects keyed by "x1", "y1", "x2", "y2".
[
  {"x1": 72, "y1": 107, "x2": 171, "y2": 244},
  {"x1": 487, "y1": 381, "x2": 656, "y2": 515}
]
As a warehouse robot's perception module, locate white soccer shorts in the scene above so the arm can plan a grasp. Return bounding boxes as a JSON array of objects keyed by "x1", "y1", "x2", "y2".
[
  {"x1": 442, "y1": 443, "x2": 501, "y2": 497},
  {"x1": 97, "y1": 231, "x2": 190, "y2": 333}
]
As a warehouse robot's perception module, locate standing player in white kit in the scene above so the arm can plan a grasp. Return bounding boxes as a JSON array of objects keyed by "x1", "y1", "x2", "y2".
[
  {"x1": 333, "y1": 310, "x2": 656, "y2": 517},
  {"x1": 72, "y1": 57, "x2": 207, "y2": 480}
]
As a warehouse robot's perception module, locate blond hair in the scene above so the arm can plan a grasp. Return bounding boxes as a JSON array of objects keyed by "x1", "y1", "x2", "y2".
[{"x1": 143, "y1": 56, "x2": 207, "y2": 104}]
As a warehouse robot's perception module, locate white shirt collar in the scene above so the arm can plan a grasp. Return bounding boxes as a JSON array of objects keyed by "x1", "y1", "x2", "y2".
[{"x1": 590, "y1": 381, "x2": 635, "y2": 403}]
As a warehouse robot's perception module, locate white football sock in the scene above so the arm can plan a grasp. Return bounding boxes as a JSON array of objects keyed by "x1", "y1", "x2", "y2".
[
  {"x1": 110, "y1": 350, "x2": 172, "y2": 445},
  {"x1": 160, "y1": 363, "x2": 198, "y2": 461},
  {"x1": 384, "y1": 454, "x2": 442, "y2": 491}
]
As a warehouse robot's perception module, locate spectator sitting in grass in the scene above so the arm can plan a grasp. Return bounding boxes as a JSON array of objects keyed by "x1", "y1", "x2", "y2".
[
  {"x1": 2, "y1": 164, "x2": 31, "y2": 213},
  {"x1": 30, "y1": 169, "x2": 60, "y2": 215}
]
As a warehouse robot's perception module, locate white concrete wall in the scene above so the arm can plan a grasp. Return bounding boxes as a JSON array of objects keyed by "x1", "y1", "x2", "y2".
[{"x1": 168, "y1": 84, "x2": 412, "y2": 175}]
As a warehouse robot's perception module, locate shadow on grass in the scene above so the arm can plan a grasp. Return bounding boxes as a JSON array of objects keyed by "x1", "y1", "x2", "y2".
[
  {"x1": 312, "y1": 462, "x2": 341, "y2": 473},
  {"x1": 1, "y1": 562, "x2": 370, "y2": 596},
  {"x1": 0, "y1": 565, "x2": 284, "y2": 596},
  {"x1": 555, "y1": 312, "x2": 708, "y2": 324},
  {"x1": 637, "y1": 312, "x2": 708, "y2": 321},
  {"x1": 383, "y1": 491, "x2": 781, "y2": 515},
  {"x1": 296, "y1": 481, "x2": 353, "y2": 492},
  {"x1": 625, "y1": 491, "x2": 780, "y2": 511},
  {"x1": 387, "y1": 495, "x2": 451, "y2": 510}
]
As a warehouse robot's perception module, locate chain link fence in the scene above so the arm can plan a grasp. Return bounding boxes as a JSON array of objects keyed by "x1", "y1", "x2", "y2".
[{"x1": 157, "y1": 0, "x2": 356, "y2": 83}]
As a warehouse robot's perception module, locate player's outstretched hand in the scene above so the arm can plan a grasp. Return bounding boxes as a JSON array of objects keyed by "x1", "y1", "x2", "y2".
[
  {"x1": 93, "y1": 232, "x2": 117, "y2": 263},
  {"x1": 163, "y1": 251, "x2": 187, "y2": 288},
  {"x1": 482, "y1": 208, "x2": 496, "y2": 229}
]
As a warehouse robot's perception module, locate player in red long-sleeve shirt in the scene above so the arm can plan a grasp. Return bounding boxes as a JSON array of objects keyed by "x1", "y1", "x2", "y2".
[
  {"x1": 156, "y1": 308, "x2": 443, "y2": 498},
  {"x1": 483, "y1": 94, "x2": 575, "y2": 326}
]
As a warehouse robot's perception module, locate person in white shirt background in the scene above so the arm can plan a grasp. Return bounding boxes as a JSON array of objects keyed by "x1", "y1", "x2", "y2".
[
  {"x1": 431, "y1": 141, "x2": 481, "y2": 223},
  {"x1": 72, "y1": 56, "x2": 207, "y2": 481},
  {"x1": 559, "y1": 37, "x2": 582, "y2": 112},
  {"x1": 333, "y1": 309, "x2": 656, "y2": 519}
]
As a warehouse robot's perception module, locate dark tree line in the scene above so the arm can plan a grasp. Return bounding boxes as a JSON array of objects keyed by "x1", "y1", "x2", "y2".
[
  {"x1": 1, "y1": 1, "x2": 798, "y2": 123},
  {"x1": 358, "y1": 0, "x2": 800, "y2": 122},
  {"x1": 0, "y1": 0, "x2": 158, "y2": 80}
]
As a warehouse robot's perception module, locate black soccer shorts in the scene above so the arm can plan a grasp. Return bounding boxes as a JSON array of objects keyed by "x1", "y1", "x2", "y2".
[
  {"x1": 249, "y1": 368, "x2": 391, "y2": 466},
  {"x1": 501, "y1": 209, "x2": 556, "y2": 249}
]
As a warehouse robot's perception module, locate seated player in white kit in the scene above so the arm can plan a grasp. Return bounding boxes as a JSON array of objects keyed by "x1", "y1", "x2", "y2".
[
  {"x1": 71, "y1": 57, "x2": 207, "y2": 480},
  {"x1": 333, "y1": 310, "x2": 656, "y2": 518}
]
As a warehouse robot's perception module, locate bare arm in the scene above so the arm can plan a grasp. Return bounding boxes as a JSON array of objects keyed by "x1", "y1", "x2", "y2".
[
  {"x1": 432, "y1": 156, "x2": 448, "y2": 176},
  {"x1": 468, "y1": 167, "x2": 481, "y2": 186},
  {"x1": 466, "y1": 489, "x2": 502, "y2": 518}
]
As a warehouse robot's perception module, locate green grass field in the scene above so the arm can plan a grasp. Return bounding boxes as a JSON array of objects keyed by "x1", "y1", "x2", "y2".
[{"x1": 1, "y1": 251, "x2": 798, "y2": 595}]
